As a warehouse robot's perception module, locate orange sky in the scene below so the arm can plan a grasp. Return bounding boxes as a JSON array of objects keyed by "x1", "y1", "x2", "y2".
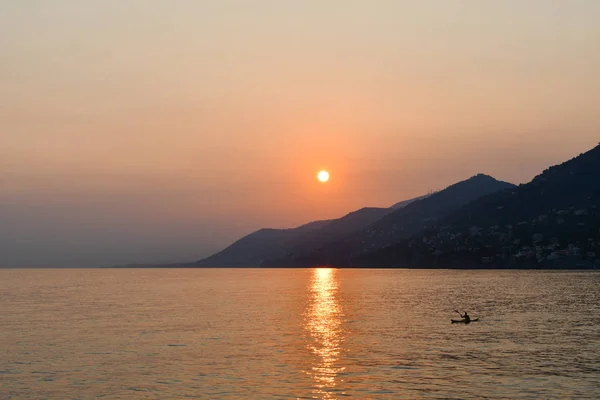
[{"x1": 1, "y1": 1, "x2": 599, "y2": 266}]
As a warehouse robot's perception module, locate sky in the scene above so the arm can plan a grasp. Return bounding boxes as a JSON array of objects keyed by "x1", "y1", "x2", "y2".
[{"x1": 2, "y1": 1, "x2": 599, "y2": 267}]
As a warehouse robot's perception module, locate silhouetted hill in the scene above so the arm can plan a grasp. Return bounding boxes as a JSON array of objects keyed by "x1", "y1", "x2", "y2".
[
  {"x1": 390, "y1": 194, "x2": 432, "y2": 209},
  {"x1": 267, "y1": 174, "x2": 515, "y2": 266},
  {"x1": 195, "y1": 220, "x2": 331, "y2": 267},
  {"x1": 261, "y1": 207, "x2": 392, "y2": 263},
  {"x1": 305, "y1": 207, "x2": 391, "y2": 240},
  {"x1": 196, "y1": 204, "x2": 401, "y2": 267},
  {"x1": 197, "y1": 188, "x2": 446, "y2": 267},
  {"x1": 358, "y1": 144, "x2": 600, "y2": 269}
]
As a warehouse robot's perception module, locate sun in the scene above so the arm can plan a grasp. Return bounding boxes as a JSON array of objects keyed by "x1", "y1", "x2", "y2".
[{"x1": 317, "y1": 170, "x2": 330, "y2": 182}]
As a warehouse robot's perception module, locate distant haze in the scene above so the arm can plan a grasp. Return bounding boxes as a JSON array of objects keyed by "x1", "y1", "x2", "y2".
[{"x1": 2, "y1": 1, "x2": 599, "y2": 267}]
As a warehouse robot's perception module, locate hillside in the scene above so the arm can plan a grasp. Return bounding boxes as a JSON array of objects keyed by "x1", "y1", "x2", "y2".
[
  {"x1": 195, "y1": 220, "x2": 331, "y2": 267},
  {"x1": 195, "y1": 207, "x2": 394, "y2": 267},
  {"x1": 196, "y1": 189, "x2": 442, "y2": 267},
  {"x1": 357, "y1": 144, "x2": 600, "y2": 268},
  {"x1": 266, "y1": 174, "x2": 515, "y2": 266},
  {"x1": 390, "y1": 194, "x2": 432, "y2": 209}
]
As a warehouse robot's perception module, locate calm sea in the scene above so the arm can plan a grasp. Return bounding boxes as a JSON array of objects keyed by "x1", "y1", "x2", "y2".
[{"x1": 1, "y1": 269, "x2": 599, "y2": 399}]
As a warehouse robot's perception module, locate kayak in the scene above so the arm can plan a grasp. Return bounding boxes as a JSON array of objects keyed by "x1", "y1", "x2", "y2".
[{"x1": 451, "y1": 318, "x2": 479, "y2": 324}]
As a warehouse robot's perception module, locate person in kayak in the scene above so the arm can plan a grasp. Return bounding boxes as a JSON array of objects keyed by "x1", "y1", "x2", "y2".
[{"x1": 461, "y1": 311, "x2": 471, "y2": 323}]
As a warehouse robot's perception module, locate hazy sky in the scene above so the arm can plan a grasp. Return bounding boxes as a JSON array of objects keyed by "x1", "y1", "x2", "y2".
[{"x1": 2, "y1": 1, "x2": 599, "y2": 267}]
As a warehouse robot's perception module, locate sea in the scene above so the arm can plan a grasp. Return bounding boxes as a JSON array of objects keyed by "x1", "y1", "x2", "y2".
[{"x1": 1, "y1": 268, "x2": 599, "y2": 399}]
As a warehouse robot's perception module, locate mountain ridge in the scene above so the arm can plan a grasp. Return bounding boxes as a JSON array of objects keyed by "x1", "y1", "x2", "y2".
[
  {"x1": 265, "y1": 174, "x2": 515, "y2": 266},
  {"x1": 196, "y1": 207, "x2": 391, "y2": 267},
  {"x1": 198, "y1": 173, "x2": 515, "y2": 267},
  {"x1": 196, "y1": 191, "x2": 437, "y2": 267},
  {"x1": 355, "y1": 144, "x2": 600, "y2": 269}
]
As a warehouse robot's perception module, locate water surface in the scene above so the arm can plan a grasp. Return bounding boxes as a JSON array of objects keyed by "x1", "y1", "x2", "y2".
[{"x1": 1, "y1": 268, "x2": 599, "y2": 399}]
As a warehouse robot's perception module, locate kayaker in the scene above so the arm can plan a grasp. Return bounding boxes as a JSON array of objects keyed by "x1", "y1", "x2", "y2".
[{"x1": 462, "y1": 311, "x2": 471, "y2": 323}]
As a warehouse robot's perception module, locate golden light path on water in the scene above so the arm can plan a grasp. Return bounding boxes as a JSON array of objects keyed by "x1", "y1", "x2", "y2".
[{"x1": 304, "y1": 268, "x2": 345, "y2": 399}]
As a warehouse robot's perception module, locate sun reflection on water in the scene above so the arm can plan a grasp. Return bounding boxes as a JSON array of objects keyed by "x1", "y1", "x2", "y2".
[{"x1": 304, "y1": 268, "x2": 345, "y2": 399}]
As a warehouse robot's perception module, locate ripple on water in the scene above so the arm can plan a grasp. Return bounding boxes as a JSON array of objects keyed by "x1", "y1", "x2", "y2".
[{"x1": 0, "y1": 269, "x2": 599, "y2": 399}]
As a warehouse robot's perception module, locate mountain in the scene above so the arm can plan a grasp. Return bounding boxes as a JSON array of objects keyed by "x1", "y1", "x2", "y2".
[
  {"x1": 390, "y1": 194, "x2": 432, "y2": 209},
  {"x1": 357, "y1": 144, "x2": 600, "y2": 268},
  {"x1": 266, "y1": 174, "x2": 515, "y2": 266},
  {"x1": 195, "y1": 206, "x2": 396, "y2": 267},
  {"x1": 197, "y1": 174, "x2": 515, "y2": 268},
  {"x1": 296, "y1": 207, "x2": 391, "y2": 244},
  {"x1": 197, "y1": 190, "x2": 441, "y2": 267},
  {"x1": 195, "y1": 220, "x2": 331, "y2": 267}
]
